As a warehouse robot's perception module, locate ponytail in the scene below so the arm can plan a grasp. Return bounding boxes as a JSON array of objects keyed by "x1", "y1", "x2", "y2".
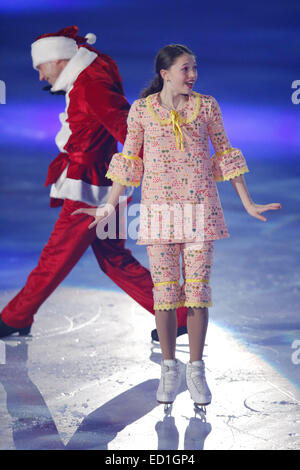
[{"x1": 140, "y1": 74, "x2": 163, "y2": 98}]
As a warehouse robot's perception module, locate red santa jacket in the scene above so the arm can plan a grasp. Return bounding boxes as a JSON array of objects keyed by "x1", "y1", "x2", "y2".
[{"x1": 44, "y1": 45, "x2": 130, "y2": 207}]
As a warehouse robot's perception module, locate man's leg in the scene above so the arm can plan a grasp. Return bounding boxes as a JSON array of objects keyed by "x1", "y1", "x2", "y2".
[
  {"x1": 1, "y1": 199, "x2": 97, "y2": 329},
  {"x1": 91, "y1": 235, "x2": 155, "y2": 315}
]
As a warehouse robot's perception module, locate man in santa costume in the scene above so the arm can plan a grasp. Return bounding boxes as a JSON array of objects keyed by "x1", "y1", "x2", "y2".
[{"x1": 0, "y1": 26, "x2": 187, "y2": 339}]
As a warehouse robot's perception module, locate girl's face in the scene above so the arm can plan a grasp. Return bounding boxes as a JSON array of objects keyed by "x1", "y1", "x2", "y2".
[{"x1": 161, "y1": 53, "x2": 198, "y2": 95}]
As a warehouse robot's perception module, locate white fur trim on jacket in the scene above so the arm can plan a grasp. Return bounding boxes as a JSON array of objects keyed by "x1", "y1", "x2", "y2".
[
  {"x1": 51, "y1": 47, "x2": 97, "y2": 93},
  {"x1": 50, "y1": 164, "x2": 133, "y2": 206}
]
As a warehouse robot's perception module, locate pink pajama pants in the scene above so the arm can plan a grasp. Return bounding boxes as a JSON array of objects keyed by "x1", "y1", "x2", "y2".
[{"x1": 147, "y1": 241, "x2": 214, "y2": 311}]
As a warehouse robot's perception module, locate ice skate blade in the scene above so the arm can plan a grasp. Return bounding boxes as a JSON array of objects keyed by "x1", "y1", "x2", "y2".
[
  {"x1": 157, "y1": 401, "x2": 173, "y2": 413},
  {"x1": 163, "y1": 403, "x2": 173, "y2": 414},
  {"x1": 194, "y1": 404, "x2": 207, "y2": 414}
]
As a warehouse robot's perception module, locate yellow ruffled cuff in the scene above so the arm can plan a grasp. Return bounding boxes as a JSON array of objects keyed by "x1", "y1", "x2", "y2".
[
  {"x1": 184, "y1": 301, "x2": 213, "y2": 308},
  {"x1": 153, "y1": 300, "x2": 212, "y2": 310},
  {"x1": 154, "y1": 300, "x2": 185, "y2": 311},
  {"x1": 211, "y1": 147, "x2": 249, "y2": 182},
  {"x1": 106, "y1": 152, "x2": 143, "y2": 187}
]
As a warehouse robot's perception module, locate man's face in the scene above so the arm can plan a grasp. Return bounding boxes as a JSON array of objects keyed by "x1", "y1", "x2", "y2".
[{"x1": 37, "y1": 60, "x2": 66, "y2": 86}]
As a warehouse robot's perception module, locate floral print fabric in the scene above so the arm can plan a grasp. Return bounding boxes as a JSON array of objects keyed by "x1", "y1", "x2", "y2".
[
  {"x1": 106, "y1": 92, "x2": 249, "y2": 244},
  {"x1": 147, "y1": 241, "x2": 214, "y2": 310}
]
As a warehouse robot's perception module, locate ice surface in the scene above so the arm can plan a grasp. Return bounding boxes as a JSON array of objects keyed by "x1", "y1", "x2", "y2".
[
  {"x1": 0, "y1": 288, "x2": 299, "y2": 450},
  {"x1": 1, "y1": 0, "x2": 299, "y2": 450}
]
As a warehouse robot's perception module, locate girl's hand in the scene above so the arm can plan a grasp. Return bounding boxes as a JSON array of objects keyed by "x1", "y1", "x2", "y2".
[
  {"x1": 245, "y1": 202, "x2": 282, "y2": 222},
  {"x1": 71, "y1": 204, "x2": 114, "y2": 230}
]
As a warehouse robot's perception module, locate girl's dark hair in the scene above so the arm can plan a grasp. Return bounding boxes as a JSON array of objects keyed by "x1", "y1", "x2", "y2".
[{"x1": 140, "y1": 44, "x2": 195, "y2": 98}]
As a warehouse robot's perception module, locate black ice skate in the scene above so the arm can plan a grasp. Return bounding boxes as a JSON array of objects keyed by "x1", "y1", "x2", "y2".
[{"x1": 0, "y1": 317, "x2": 31, "y2": 338}]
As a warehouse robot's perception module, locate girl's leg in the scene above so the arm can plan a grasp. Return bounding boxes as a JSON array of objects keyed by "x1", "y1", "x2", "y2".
[
  {"x1": 155, "y1": 308, "x2": 177, "y2": 360},
  {"x1": 147, "y1": 244, "x2": 181, "y2": 359},
  {"x1": 182, "y1": 241, "x2": 214, "y2": 405},
  {"x1": 187, "y1": 306, "x2": 208, "y2": 362},
  {"x1": 146, "y1": 243, "x2": 182, "y2": 405},
  {"x1": 182, "y1": 240, "x2": 214, "y2": 359}
]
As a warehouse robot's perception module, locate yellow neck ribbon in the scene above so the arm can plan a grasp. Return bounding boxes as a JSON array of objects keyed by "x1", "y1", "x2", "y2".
[{"x1": 170, "y1": 110, "x2": 184, "y2": 151}]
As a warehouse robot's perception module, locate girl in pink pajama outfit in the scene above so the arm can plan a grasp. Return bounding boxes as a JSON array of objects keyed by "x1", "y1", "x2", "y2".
[{"x1": 75, "y1": 45, "x2": 281, "y2": 407}]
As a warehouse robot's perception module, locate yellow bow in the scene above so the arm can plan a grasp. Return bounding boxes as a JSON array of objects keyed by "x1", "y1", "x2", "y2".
[{"x1": 170, "y1": 110, "x2": 184, "y2": 151}]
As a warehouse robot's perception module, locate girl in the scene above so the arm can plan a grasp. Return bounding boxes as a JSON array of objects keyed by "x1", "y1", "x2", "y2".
[{"x1": 72, "y1": 44, "x2": 281, "y2": 407}]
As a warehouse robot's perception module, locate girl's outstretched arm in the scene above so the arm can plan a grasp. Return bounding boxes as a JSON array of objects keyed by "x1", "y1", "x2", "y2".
[
  {"x1": 71, "y1": 182, "x2": 126, "y2": 229},
  {"x1": 230, "y1": 174, "x2": 281, "y2": 222}
]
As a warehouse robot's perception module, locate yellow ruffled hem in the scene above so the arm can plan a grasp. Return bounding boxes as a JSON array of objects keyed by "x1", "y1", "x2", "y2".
[
  {"x1": 154, "y1": 301, "x2": 185, "y2": 311},
  {"x1": 106, "y1": 171, "x2": 141, "y2": 187},
  {"x1": 154, "y1": 300, "x2": 212, "y2": 310},
  {"x1": 214, "y1": 165, "x2": 249, "y2": 182},
  {"x1": 184, "y1": 301, "x2": 212, "y2": 308}
]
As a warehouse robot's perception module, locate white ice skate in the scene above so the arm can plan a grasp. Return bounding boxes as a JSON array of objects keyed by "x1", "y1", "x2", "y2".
[
  {"x1": 156, "y1": 359, "x2": 181, "y2": 406},
  {"x1": 186, "y1": 360, "x2": 212, "y2": 406}
]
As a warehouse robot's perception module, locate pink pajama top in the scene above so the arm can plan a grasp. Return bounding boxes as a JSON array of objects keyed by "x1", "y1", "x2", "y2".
[{"x1": 106, "y1": 92, "x2": 249, "y2": 245}]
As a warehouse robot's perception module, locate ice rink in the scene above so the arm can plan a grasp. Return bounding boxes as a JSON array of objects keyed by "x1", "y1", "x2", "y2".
[
  {"x1": 0, "y1": 0, "x2": 299, "y2": 452},
  {"x1": 0, "y1": 288, "x2": 299, "y2": 450}
]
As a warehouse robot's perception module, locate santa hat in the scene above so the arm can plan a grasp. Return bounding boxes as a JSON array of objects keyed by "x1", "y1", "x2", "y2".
[{"x1": 31, "y1": 25, "x2": 97, "y2": 70}]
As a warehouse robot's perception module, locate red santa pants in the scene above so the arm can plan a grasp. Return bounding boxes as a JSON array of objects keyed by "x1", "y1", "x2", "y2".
[{"x1": 1, "y1": 199, "x2": 187, "y2": 329}]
